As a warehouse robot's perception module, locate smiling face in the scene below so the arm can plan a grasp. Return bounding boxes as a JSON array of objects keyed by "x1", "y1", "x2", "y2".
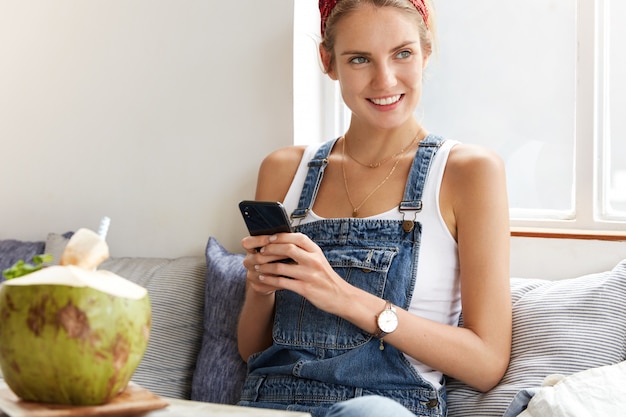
[{"x1": 321, "y1": 4, "x2": 430, "y2": 131}]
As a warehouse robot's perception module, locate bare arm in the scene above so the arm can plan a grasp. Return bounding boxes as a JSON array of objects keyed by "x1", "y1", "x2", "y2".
[
  {"x1": 385, "y1": 144, "x2": 512, "y2": 391},
  {"x1": 236, "y1": 146, "x2": 306, "y2": 361}
]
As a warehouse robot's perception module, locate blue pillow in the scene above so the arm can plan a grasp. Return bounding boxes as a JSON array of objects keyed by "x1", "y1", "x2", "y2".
[
  {"x1": 191, "y1": 237, "x2": 248, "y2": 404},
  {"x1": 0, "y1": 238, "x2": 45, "y2": 283}
]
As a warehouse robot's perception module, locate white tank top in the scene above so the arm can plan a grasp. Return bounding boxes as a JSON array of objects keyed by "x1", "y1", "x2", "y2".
[{"x1": 282, "y1": 139, "x2": 461, "y2": 388}]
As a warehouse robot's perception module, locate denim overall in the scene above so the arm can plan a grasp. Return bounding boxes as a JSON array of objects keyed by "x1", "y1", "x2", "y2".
[{"x1": 239, "y1": 135, "x2": 447, "y2": 417}]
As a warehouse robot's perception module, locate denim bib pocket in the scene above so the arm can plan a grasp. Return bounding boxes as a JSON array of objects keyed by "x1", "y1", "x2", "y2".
[{"x1": 273, "y1": 246, "x2": 398, "y2": 350}]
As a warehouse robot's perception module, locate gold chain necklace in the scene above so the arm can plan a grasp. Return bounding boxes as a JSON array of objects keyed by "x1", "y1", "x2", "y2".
[
  {"x1": 345, "y1": 131, "x2": 420, "y2": 168},
  {"x1": 341, "y1": 138, "x2": 402, "y2": 217}
]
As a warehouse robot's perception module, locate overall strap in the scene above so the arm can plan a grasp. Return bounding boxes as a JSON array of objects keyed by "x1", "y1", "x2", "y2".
[
  {"x1": 290, "y1": 138, "x2": 338, "y2": 221},
  {"x1": 399, "y1": 135, "x2": 445, "y2": 231}
]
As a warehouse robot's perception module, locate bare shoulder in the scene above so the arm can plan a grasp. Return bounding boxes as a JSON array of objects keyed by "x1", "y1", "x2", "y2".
[
  {"x1": 446, "y1": 143, "x2": 505, "y2": 174},
  {"x1": 255, "y1": 145, "x2": 307, "y2": 201},
  {"x1": 261, "y1": 145, "x2": 307, "y2": 166},
  {"x1": 444, "y1": 143, "x2": 506, "y2": 191},
  {"x1": 440, "y1": 143, "x2": 508, "y2": 239}
]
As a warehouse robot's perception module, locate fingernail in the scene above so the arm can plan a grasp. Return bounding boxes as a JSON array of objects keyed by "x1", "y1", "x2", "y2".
[
  {"x1": 254, "y1": 265, "x2": 260, "y2": 271},
  {"x1": 258, "y1": 275, "x2": 265, "y2": 281},
  {"x1": 269, "y1": 235, "x2": 277, "y2": 242}
]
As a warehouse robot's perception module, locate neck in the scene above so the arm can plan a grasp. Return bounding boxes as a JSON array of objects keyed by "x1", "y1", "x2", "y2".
[{"x1": 343, "y1": 122, "x2": 424, "y2": 162}]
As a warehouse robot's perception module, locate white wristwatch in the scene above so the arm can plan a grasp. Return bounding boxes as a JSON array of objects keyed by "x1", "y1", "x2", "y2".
[{"x1": 375, "y1": 301, "x2": 398, "y2": 350}]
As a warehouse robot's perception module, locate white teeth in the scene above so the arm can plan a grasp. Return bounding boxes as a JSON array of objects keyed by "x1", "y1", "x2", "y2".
[{"x1": 370, "y1": 95, "x2": 401, "y2": 106}]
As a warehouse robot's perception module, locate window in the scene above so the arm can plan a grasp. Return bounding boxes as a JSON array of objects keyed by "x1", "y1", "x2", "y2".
[
  {"x1": 602, "y1": 0, "x2": 626, "y2": 219},
  {"x1": 293, "y1": 0, "x2": 626, "y2": 235}
]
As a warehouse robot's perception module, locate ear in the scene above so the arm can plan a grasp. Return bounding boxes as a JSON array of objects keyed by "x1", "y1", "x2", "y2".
[{"x1": 319, "y1": 44, "x2": 337, "y2": 80}]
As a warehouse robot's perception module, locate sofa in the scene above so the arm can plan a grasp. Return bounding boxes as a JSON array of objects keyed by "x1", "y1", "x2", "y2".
[{"x1": 1, "y1": 232, "x2": 625, "y2": 416}]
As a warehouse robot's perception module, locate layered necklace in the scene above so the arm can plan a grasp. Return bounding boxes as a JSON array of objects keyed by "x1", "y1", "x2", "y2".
[
  {"x1": 341, "y1": 131, "x2": 420, "y2": 217},
  {"x1": 345, "y1": 132, "x2": 419, "y2": 169}
]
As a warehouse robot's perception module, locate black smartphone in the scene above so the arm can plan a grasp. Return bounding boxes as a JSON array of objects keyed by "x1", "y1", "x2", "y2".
[{"x1": 239, "y1": 200, "x2": 293, "y2": 236}]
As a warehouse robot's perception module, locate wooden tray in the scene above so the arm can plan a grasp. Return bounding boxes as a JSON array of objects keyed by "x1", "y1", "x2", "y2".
[{"x1": 0, "y1": 382, "x2": 169, "y2": 417}]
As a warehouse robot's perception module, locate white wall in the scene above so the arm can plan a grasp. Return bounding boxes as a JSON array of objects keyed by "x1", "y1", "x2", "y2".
[
  {"x1": 0, "y1": 0, "x2": 294, "y2": 257},
  {"x1": 511, "y1": 237, "x2": 626, "y2": 279}
]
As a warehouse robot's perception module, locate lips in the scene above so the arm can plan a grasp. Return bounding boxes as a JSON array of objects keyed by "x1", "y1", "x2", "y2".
[{"x1": 369, "y1": 94, "x2": 403, "y2": 106}]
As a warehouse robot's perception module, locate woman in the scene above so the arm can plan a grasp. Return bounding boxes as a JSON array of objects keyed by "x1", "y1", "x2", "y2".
[{"x1": 237, "y1": 1, "x2": 511, "y2": 416}]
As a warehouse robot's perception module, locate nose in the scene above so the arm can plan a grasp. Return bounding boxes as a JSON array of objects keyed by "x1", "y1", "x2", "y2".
[{"x1": 371, "y1": 62, "x2": 397, "y2": 90}]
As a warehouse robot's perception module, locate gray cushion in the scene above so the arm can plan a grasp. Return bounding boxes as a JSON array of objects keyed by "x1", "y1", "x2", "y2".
[
  {"x1": 191, "y1": 237, "x2": 248, "y2": 404},
  {"x1": 44, "y1": 233, "x2": 207, "y2": 400},
  {"x1": 446, "y1": 260, "x2": 626, "y2": 417},
  {"x1": 0, "y1": 238, "x2": 45, "y2": 282}
]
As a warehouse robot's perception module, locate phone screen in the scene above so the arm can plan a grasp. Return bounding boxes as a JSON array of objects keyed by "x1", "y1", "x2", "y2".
[{"x1": 239, "y1": 200, "x2": 293, "y2": 236}]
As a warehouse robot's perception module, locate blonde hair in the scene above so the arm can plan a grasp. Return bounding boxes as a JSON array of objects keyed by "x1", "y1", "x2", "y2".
[{"x1": 320, "y1": 0, "x2": 436, "y2": 73}]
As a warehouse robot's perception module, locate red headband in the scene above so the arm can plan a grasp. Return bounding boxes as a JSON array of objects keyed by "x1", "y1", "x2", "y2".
[{"x1": 319, "y1": 0, "x2": 429, "y2": 36}]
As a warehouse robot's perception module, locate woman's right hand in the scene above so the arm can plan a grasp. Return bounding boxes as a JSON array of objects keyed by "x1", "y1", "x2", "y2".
[{"x1": 242, "y1": 234, "x2": 288, "y2": 296}]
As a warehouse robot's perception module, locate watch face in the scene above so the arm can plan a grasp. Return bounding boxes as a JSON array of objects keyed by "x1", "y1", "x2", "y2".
[{"x1": 377, "y1": 309, "x2": 398, "y2": 333}]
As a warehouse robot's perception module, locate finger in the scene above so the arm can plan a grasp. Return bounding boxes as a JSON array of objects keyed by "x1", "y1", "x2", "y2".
[
  {"x1": 248, "y1": 275, "x2": 278, "y2": 295},
  {"x1": 256, "y1": 260, "x2": 299, "y2": 282},
  {"x1": 241, "y1": 235, "x2": 271, "y2": 251},
  {"x1": 248, "y1": 267, "x2": 282, "y2": 293},
  {"x1": 266, "y1": 232, "x2": 320, "y2": 256},
  {"x1": 243, "y1": 253, "x2": 261, "y2": 270}
]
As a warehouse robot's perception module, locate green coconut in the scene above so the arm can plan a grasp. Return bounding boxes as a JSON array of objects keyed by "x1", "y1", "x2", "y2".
[{"x1": 0, "y1": 229, "x2": 151, "y2": 405}]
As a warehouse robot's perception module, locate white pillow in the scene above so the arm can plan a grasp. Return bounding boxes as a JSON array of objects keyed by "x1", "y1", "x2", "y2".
[
  {"x1": 446, "y1": 260, "x2": 626, "y2": 417},
  {"x1": 518, "y1": 361, "x2": 626, "y2": 417}
]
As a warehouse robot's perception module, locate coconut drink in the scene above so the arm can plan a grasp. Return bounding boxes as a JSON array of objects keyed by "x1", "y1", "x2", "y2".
[{"x1": 0, "y1": 226, "x2": 151, "y2": 405}]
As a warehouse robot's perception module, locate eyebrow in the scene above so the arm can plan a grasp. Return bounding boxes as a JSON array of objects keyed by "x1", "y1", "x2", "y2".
[{"x1": 340, "y1": 41, "x2": 418, "y2": 57}]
